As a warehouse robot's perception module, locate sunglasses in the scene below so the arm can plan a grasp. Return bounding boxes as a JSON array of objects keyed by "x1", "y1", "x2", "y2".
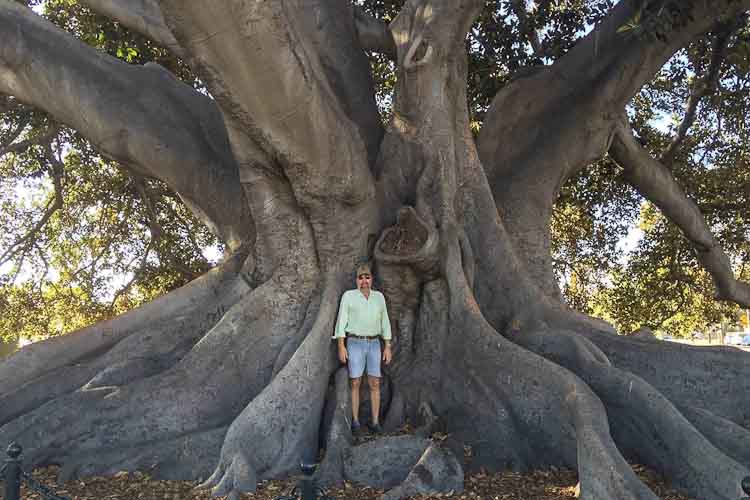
[{"x1": 357, "y1": 274, "x2": 371, "y2": 280}]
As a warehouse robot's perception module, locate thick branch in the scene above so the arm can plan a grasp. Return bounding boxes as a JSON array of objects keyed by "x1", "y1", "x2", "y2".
[
  {"x1": 154, "y1": 0, "x2": 382, "y2": 275},
  {"x1": 78, "y1": 0, "x2": 185, "y2": 58},
  {"x1": 610, "y1": 118, "x2": 750, "y2": 307},
  {"x1": 476, "y1": 1, "x2": 750, "y2": 296},
  {"x1": 157, "y1": 0, "x2": 382, "y2": 183},
  {"x1": 660, "y1": 20, "x2": 737, "y2": 165},
  {"x1": 0, "y1": 3, "x2": 252, "y2": 249},
  {"x1": 480, "y1": 0, "x2": 750, "y2": 183},
  {"x1": 299, "y1": 0, "x2": 385, "y2": 167},
  {"x1": 353, "y1": 6, "x2": 396, "y2": 59},
  {"x1": 552, "y1": 0, "x2": 750, "y2": 111}
]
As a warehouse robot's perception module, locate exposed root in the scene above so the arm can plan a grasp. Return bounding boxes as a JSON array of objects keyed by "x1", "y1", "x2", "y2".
[
  {"x1": 456, "y1": 315, "x2": 656, "y2": 499},
  {"x1": 200, "y1": 274, "x2": 343, "y2": 497},
  {"x1": 0, "y1": 263, "x2": 249, "y2": 427},
  {"x1": 317, "y1": 367, "x2": 354, "y2": 485},
  {"x1": 380, "y1": 443, "x2": 464, "y2": 499},
  {"x1": 346, "y1": 435, "x2": 434, "y2": 489},
  {"x1": 680, "y1": 406, "x2": 750, "y2": 467},
  {"x1": 0, "y1": 251, "x2": 246, "y2": 396},
  {"x1": 55, "y1": 426, "x2": 228, "y2": 482},
  {"x1": 0, "y1": 363, "x2": 101, "y2": 426},
  {"x1": 207, "y1": 451, "x2": 257, "y2": 500},
  {"x1": 514, "y1": 326, "x2": 750, "y2": 500},
  {"x1": 580, "y1": 331, "x2": 750, "y2": 425},
  {"x1": 84, "y1": 276, "x2": 249, "y2": 389},
  {"x1": 435, "y1": 232, "x2": 660, "y2": 499},
  {"x1": 0, "y1": 274, "x2": 312, "y2": 477},
  {"x1": 457, "y1": 198, "x2": 750, "y2": 500}
]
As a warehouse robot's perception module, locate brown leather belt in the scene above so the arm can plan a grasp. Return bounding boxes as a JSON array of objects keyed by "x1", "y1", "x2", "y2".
[{"x1": 347, "y1": 334, "x2": 380, "y2": 341}]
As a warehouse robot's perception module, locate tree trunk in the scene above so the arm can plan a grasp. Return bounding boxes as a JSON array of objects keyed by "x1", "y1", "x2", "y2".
[{"x1": 2, "y1": 1, "x2": 750, "y2": 500}]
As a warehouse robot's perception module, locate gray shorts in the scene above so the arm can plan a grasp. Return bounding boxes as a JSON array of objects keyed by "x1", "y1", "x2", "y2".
[{"x1": 347, "y1": 337, "x2": 381, "y2": 378}]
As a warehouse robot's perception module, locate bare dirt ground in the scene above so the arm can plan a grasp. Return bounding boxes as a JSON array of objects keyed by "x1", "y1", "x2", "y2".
[{"x1": 10, "y1": 462, "x2": 695, "y2": 500}]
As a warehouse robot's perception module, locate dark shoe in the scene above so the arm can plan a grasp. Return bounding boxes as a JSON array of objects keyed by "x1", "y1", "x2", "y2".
[
  {"x1": 351, "y1": 420, "x2": 364, "y2": 436},
  {"x1": 368, "y1": 422, "x2": 383, "y2": 434}
]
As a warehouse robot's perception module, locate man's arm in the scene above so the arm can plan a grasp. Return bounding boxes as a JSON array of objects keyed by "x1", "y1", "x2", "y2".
[
  {"x1": 380, "y1": 293, "x2": 392, "y2": 364},
  {"x1": 334, "y1": 292, "x2": 349, "y2": 364},
  {"x1": 337, "y1": 337, "x2": 347, "y2": 364},
  {"x1": 333, "y1": 292, "x2": 349, "y2": 339}
]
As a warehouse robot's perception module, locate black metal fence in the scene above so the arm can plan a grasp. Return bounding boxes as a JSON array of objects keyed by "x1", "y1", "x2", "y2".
[
  {"x1": 1, "y1": 443, "x2": 69, "y2": 500},
  {"x1": 274, "y1": 463, "x2": 333, "y2": 500}
]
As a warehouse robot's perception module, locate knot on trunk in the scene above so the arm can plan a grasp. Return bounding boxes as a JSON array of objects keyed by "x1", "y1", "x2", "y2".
[
  {"x1": 375, "y1": 206, "x2": 438, "y2": 276},
  {"x1": 374, "y1": 207, "x2": 439, "y2": 388}
]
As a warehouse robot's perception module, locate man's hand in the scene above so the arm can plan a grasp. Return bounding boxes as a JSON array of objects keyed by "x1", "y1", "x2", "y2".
[
  {"x1": 383, "y1": 343, "x2": 392, "y2": 365},
  {"x1": 338, "y1": 345, "x2": 348, "y2": 364}
]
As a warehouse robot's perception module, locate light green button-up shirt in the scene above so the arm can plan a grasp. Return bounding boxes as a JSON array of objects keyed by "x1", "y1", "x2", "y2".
[{"x1": 333, "y1": 289, "x2": 392, "y2": 340}]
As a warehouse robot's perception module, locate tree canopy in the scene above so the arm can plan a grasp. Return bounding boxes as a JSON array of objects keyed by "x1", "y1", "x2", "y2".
[
  {"x1": 0, "y1": 0, "x2": 216, "y2": 342},
  {"x1": 2, "y1": 0, "x2": 749, "y2": 344}
]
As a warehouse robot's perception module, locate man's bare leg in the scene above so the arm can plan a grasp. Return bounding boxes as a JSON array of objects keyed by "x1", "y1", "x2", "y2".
[
  {"x1": 351, "y1": 377, "x2": 361, "y2": 423},
  {"x1": 368, "y1": 375, "x2": 380, "y2": 425}
]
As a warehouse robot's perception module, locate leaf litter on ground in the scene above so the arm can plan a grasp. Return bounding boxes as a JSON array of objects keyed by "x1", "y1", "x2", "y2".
[{"x1": 11, "y1": 462, "x2": 693, "y2": 500}]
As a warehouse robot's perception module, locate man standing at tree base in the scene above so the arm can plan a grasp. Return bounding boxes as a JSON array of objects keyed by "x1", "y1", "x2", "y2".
[{"x1": 333, "y1": 263, "x2": 392, "y2": 435}]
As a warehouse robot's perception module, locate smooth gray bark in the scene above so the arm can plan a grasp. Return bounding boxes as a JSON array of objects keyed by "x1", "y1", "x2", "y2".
[
  {"x1": 2, "y1": 2, "x2": 750, "y2": 500},
  {"x1": 79, "y1": 0, "x2": 185, "y2": 58}
]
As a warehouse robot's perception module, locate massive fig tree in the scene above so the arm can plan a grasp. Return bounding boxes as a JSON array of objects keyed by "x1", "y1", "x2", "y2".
[{"x1": 2, "y1": 1, "x2": 750, "y2": 499}]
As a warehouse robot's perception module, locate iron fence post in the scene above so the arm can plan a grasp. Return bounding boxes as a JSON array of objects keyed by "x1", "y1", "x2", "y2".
[
  {"x1": 741, "y1": 476, "x2": 750, "y2": 500},
  {"x1": 4, "y1": 442, "x2": 22, "y2": 500},
  {"x1": 300, "y1": 463, "x2": 316, "y2": 500},
  {"x1": 274, "y1": 462, "x2": 332, "y2": 500}
]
